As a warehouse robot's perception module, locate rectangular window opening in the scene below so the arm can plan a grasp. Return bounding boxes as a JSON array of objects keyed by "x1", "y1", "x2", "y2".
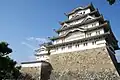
[
  {"x1": 61, "y1": 46, "x2": 65, "y2": 50},
  {"x1": 83, "y1": 42, "x2": 88, "y2": 46},
  {"x1": 68, "y1": 45, "x2": 72, "y2": 49},
  {"x1": 96, "y1": 31, "x2": 100, "y2": 35},
  {"x1": 92, "y1": 41, "x2": 96, "y2": 45},
  {"x1": 75, "y1": 44, "x2": 79, "y2": 48}
]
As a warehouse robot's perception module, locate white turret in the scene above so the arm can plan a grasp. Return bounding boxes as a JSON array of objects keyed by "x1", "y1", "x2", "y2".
[{"x1": 35, "y1": 44, "x2": 49, "y2": 62}]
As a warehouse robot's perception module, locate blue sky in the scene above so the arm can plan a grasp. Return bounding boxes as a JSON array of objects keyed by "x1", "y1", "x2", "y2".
[{"x1": 0, "y1": 0, "x2": 120, "y2": 63}]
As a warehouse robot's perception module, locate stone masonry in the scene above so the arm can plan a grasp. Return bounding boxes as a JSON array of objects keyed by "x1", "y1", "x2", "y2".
[
  {"x1": 49, "y1": 47, "x2": 120, "y2": 80},
  {"x1": 21, "y1": 67, "x2": 41, "y2": 79}
]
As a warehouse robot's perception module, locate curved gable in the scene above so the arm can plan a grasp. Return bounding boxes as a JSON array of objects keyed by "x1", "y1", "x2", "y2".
[
  {"x1": 65, "y1": 29, "x2": 85, "y2": 41},
  {"x1": 64, "y1": 28, "x2": 86, "y2": 37}
]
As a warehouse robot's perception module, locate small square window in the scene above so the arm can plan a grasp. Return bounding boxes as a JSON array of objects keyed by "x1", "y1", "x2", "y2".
[
  {"x1": 92, "y1": 23, "x2": 96, "y2": 27},
  {"x1": 96, "y1": 31, "x2": 100, "y2": 35},
  {"x1": 84, "y1": 25, "x2": 88, "y2": 28},
  {"x1": 56, "y1": 47, "x2": 58, "y2": 51},
  {"x1": 72, "y1": 15, "x2": 74, "y2": 18},
  {"x1": 83, "y1": 11, "x2": 85, "y2": 14},
  {"x1": 61, "y1": 46, "x2": 65, "y2": 50},
  {"x1": 92, "y1": 41, "x2": 96, "y2": 45},
  {"x1": 64, "y1": 25, "x2": 67, "y2": 28},
  {"x1": 75, "y1": 44, "x2": 79, "y2": 48},
  {"x1": 68, "y1": 45, "x2": 72, "y2": 49},
  {"x1": 87, "y1": 33, "x2": 91, "y2": 37},
  {"x1": 83, "y1": 43, "x2": 88, "y2": 46},
  {"x1": 56, "y1": 40, "x2": 59, "y2": 43}
]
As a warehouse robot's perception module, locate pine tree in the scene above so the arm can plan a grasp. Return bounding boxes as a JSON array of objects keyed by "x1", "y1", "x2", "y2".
[{"x1": 0, "y1": 42, "x2": 21, "y2": 79}]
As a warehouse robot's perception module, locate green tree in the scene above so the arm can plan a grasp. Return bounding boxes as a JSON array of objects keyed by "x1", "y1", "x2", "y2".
[
  {"x1": 45, "y1": 42, "x2": 53, "y2": 55},
  {"x1": 0, "y1": 42, "x2": 21, "y2": 79},
  {"x1": 107, "y1": 0, "x2": 116, "y2": 5}
]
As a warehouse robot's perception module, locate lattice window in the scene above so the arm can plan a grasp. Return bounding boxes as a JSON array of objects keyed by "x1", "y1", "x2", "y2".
[
  {"x1": 56, "y1": 47, "x2": 58, "y2": 51},
  {"x1": 84, "y1": 25, "x2": 88, "y2": 29},
  {"x1": 92, "y1": 23, "x2": 96, "y2": 27},
  {"x1": 68, "y1": 45, "x2": 72, "y2": 49},
  {"x1": 75, "y1": 44, "x2": 79, "y2": 48},
  {"x1": 96, "y1": 31, "x2": 100, "y2": 35},
  {"x1": 87, "y1": 33, "x2": 91, "y2": 37},
  {"x1": 61, "y1": 46, "x2": 65, "y2": 50},
  {"x1": 83, "y1": 42, "x2": 88, "y2": 46},
  {"x1": 92, "y1": 41, "x2": 96, "y2": 45}
]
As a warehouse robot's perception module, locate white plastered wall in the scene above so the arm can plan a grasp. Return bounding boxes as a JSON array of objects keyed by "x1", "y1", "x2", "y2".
[
  {"x1": 68, "y1": 9, "x2": 91, "y2": 20},
  {"x1": 51, "y1": 38, "x2": 106, "y2": 55},
  {"x1": 21, "y1": 62, "x2": 42, "y2": 67},
  {"x1": 54, "y1": 21, "x2": 103, "y2": 45},
  {"x1": 36, "y1": 55, "x2": 49, "y2": 61}
]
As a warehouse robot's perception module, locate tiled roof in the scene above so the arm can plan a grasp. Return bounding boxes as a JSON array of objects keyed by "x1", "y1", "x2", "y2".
[
  {"x1": 57, "y1": 16, "x2": 104, "y2": 33},
  {"x1": 60, "y1": 10, "x2": 100, "y2": 25},
  {"x1": 49, "y1": 32, "x2": 110, "y2": 47},
  {"x1": 51, "y1": 22, "x2": 107, "y2": 40},
  {"x1": 66, "y1": 3, "x2": 95, "y2": 16}
]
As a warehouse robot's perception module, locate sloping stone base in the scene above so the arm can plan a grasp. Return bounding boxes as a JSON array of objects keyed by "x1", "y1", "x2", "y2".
[
  {"x1": 49, "y1": 47, "x2": 120, "y2": 80},
  {"x1": 21, "y1": 67, "x2": 41, "y2": 79}
]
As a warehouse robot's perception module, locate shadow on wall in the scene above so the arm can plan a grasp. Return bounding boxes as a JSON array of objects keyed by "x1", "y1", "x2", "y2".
[{"x1": 41, "y1": 61, "x2": 53, "y2": 80}]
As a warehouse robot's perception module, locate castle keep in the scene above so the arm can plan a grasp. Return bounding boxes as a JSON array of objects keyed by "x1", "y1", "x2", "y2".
[
  {"x1": 49, "y1": 3, "x2": 120, "y2": 79},
  {"x1": 49, "y1": 3, "x2": 119, "y2": 54},
  {"x1": 21, "y1": 3, "x2": 120, "y2": 80}
]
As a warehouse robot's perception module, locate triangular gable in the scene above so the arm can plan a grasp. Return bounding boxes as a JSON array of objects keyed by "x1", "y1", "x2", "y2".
[{"x1": 81, "y1": 15, "x2": 95, "y2": 23}]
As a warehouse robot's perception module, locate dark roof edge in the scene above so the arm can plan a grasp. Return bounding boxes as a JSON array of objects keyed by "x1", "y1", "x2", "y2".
[
  {"x1": 56, "y1": 16, "x2": 104, "y2": 33},
  {"x1": 21, "y1": 60, "x2": 49, "y2": 64},
  {"x1": 51, "y1": 22, "x2": 107, "y2": 40},
  {"x1": 49, "y1": 32, "x2": 110, "y2": 48},
  {"x1": 66, "y1": 3, "x2": 95, "y2": 16},
  {"x1": 34, "y1": 53, "x2": 49, "y2": 56},
  {"x1": 57, "y1": 16, "x2": 104, "y2": 33},
  {"x1": 60, "y1": 9, "x2": 99, "y2": 25}
]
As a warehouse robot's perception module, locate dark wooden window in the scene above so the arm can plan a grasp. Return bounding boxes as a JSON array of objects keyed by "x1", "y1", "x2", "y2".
[
  {"x1": 83, "y1": 42, "x2": 88, "y2": 46},
  {"x1": 68, "y1": 45, "x2": 72, "y2": 49},
  {"x1": 75, "y1": 44, "x2": 79, "y2": 48},
  {"x1": 92, "y1": 41, "x2": 96, "y2": 45}
]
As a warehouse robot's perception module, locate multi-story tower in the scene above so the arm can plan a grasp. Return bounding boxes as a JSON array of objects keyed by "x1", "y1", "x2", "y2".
[
  {"x1": 21, "y1": 3, "x2": 120, "y2": 79},
  {"x1": 49, "y1": 4, "x2": 120, "y2": 79},
  {"x1": 35, "y1": 44, "x2": 50, "y2": 62},
  {"x1": 49, "y1": 3, "x2": 119, "y2": 55}
]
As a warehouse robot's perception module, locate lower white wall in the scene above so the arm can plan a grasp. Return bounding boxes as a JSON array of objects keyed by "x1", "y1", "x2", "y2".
[
  {"x1": 36, "y1": 55, "x2": 49, "y2": 61},
  {"x1": 21, "y1": 62, "x2": 42, "y2": 67},
  {"x1": 51, "y1": 39, "x2": 106, "y2": 55}
]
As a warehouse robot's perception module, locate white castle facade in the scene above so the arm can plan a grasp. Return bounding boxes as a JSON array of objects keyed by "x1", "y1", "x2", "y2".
[
  {"x1": 49, "y1": 3, "x2": 119, "y2": 55},
  {"x1": 21, "y1": 3, "x2": 119, "y2": 69}
]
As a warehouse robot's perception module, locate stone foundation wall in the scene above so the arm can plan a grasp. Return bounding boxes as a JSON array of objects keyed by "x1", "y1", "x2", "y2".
[
  {"x1": 49, "y1": 47, "x2": 120, "y2": 80},
  {"x1": 21, "y1": 67, "x2": 41, "y2": 79}
]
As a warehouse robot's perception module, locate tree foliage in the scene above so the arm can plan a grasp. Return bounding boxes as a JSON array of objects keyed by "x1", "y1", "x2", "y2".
[
  {"x1": 107, "y1": 0, "x2": 116, "y2": 5},
  {"x1": 0, "y1": 42, "x2": 21, "y2": 79}
]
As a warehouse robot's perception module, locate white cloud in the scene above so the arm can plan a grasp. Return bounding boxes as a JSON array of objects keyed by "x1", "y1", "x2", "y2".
[
  {"x1": 27, "y1": 37, "x2": 49, "y2": 43},
  {"x1": 28, "y1": 55, "x2": 36, "y2": 61},
  {"x1": 21, "y1": 37, "x2": 49, "y2": 52},
  {"x1": 35, "y1": 38, "x2": 48, "y2": 42},
  {"x1": 27, "y1": 37, "x2": 34, "y2": 41},
  {"x1": 21, "y1": 42, "x2": 36, "y2": 50}
]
